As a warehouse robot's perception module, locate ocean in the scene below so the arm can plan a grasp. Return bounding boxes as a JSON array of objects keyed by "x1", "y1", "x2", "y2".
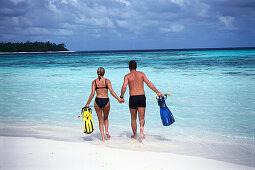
[{"x1": 0, "y1": 49, "x2": 254, "y2": 167}]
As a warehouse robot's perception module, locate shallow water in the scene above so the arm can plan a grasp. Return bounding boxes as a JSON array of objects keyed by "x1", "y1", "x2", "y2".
[{"x1": 0, "y1": 49, "x2": 255, "y2": 166}]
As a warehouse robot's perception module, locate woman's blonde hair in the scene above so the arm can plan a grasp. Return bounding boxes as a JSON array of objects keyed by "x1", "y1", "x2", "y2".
[{"x1": 97, "y1": 67, "x2": 105, "y2": 80}]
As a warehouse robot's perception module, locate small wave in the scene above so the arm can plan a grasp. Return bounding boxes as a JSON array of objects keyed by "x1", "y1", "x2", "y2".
[
  {"x1": 223, "y1": 72, "x2": 255, "y2": 76},
  {"x1": 224, "y1": 134, "x2": 255, "y2": 141},
  {"x1": 224, "y1": 72, "x2": 242, "y2": 75},
  {"x1": 70, "y1": 69, "x2": 81, "y2": 71},
  {"x1": 108, "y1": 66, "x2": 127, "y2": 69},
  {"x1": 244, "y1": 73, "x2": 255, "y2": 76}
]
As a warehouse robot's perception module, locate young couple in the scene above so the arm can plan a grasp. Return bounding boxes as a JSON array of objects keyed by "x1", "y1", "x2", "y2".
[{"x1": 85, "y1": 60, "x2": 163, "y2": 142}]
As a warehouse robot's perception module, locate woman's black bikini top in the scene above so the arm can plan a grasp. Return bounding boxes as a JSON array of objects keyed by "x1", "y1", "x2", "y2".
[{"x1": 94, "y1": 79, "x2": 108, "y2": 90}]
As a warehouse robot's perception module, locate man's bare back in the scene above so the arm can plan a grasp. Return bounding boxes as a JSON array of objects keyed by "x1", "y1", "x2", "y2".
[{"x1": 124, "y1": 71, "x2": 146, "y2": 96}]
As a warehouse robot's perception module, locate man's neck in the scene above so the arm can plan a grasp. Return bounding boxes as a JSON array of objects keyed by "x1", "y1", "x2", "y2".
[{"x1": 130, "y1": 69, "x2": 136, "y2": 73}]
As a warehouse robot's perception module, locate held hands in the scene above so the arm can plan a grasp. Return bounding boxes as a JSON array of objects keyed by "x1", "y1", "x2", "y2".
[{"x1": 118, "y1": 98, "x2": 125, "y2": 103}]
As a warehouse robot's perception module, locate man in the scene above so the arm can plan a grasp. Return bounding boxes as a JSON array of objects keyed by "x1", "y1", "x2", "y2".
[{"x1": 120, "y1": 60, "x2": 163, "y2": 139}]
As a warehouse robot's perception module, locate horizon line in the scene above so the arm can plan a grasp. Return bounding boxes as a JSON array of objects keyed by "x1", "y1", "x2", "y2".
[{"x1": 76, "y1": 46, "x2": 255, "y2": 53}]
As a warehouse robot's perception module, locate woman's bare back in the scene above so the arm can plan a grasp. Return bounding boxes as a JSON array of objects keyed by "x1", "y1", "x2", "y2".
[{"x1": 94, "y1": 78, "x2": 109, "y2": 98}]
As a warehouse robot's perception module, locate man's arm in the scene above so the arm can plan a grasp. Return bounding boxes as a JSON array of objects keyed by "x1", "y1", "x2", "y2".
[
  {"x1": 143, "y1": 73, "x2": 163, "y2": 96},
  {"x1": 120, "y1": 75, "x2": 128, "y2": 98}
]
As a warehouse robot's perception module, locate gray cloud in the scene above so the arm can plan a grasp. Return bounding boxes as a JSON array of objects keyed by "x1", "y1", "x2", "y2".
[{"x1": 0, "y1": 0, "x2": 254, "y2": 50}]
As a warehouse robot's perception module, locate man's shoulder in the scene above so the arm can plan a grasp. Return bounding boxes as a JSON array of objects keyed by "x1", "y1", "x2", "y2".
[
  {"x1": 125, "y1": 72, "x2": 132, "y2": 77},
  {"x1": 135, "y1": 71, "x2": 145, "y2": 77},
  {"x1": 126, "y1": 71, "x2": 145, "y2": 77},
  {"x1": 136, "y1": 71, "x2": 144, "y2": 74}
]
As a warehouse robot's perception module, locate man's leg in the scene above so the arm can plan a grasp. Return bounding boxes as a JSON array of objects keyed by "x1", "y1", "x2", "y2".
[
  {"x1": 129, "y1": 108, "x2": 138, "y2": 139},
  {"x1": 138, "y1": 107, "x2": 146, "y2": 139}
]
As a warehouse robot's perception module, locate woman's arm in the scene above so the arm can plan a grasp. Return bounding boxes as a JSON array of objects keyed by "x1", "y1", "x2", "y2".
[
  {"x1": 107, "y1": 79, "x2": 124, "y2": 103},
  {"x1": 85, "y1": 81, "x2": 96, "y2": 107}
]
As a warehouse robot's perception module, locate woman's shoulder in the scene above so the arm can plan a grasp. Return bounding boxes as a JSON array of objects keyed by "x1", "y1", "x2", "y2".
[
  {"x1": 105, "y1": 78, "x2": 111, "y2": 82},
  {"x1": 93, "y1": 78, "x2": 98, "y2": 83},
  {"x1": 105, "y1": 78, "x2": 111, "y2": 86}
]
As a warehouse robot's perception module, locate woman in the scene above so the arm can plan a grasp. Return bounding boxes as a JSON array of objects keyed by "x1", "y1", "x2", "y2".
[{"x1": 85, "y1": 67, "x2": 124, "y2": 142}]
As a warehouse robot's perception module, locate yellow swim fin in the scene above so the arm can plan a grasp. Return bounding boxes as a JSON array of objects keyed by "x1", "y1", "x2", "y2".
[{"x1": 78, "y1": 107, "x2": 94, "y2": 134}]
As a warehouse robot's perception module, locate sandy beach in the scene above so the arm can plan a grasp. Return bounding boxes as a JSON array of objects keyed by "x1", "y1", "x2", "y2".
[{"x1": 0, "y1": 136, "x2": 254, "y2": 170}]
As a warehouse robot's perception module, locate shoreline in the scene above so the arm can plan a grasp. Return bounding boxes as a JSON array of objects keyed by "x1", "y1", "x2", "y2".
[{"x1": 1, "y1": 136, "x2": 254, "y2": 170}]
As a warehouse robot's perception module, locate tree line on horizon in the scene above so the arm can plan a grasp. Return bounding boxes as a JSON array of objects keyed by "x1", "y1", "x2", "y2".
[{"x1": 0, "y1": 41, "x2": 68, "y2": 52}]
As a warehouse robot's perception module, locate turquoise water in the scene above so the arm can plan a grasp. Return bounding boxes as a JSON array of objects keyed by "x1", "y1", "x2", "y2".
[{"x1": 0, "y1": 49, "x2": 255, "y2": 166}]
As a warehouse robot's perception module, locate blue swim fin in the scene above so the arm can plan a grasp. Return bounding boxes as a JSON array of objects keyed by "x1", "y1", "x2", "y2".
[{"x1": 157, "y1": 95, "x2": 175, "y2": 126}]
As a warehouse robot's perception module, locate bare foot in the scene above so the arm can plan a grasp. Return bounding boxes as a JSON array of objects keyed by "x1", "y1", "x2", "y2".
[
  {"x1": 106, "y1": 133, "x2": 111, "y2": 139},
  {"x1": 140, "y1": 127, "x2": 146, "y2": 139},
  {"x1": 101, "y1": 137, "x2": 105, "y2": 142},
  {"x1": 131, "y1": 135, "x2": 137, "y2": 139}
]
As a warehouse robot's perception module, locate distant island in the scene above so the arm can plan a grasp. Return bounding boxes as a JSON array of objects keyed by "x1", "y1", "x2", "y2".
[{"x1": 0, "y1": 41, "x2": 68, "y2": 52}]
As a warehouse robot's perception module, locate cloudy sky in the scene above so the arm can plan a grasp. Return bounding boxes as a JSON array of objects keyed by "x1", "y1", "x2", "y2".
[{"x1": 0, "y1": 0, "x2": 254, "y2": 51}]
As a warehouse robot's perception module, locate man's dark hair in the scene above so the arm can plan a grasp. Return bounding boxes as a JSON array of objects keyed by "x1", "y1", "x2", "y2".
[{"x1": 129, "y1": 60, "x2": 137, "y2": 70}]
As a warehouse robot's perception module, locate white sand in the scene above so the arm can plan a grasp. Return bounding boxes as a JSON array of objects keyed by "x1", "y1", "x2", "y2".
[{"x1": 0, "y1": 136, "x2": 254, "y2": 170}]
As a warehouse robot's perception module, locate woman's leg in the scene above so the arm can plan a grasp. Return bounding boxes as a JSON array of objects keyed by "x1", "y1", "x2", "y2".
[
  {"x1": 94, "y1": 101, "x2": 105, "y2": 142},
  {"x1": 103, "y1": 101, "x2": 111, "y2": 138}
]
